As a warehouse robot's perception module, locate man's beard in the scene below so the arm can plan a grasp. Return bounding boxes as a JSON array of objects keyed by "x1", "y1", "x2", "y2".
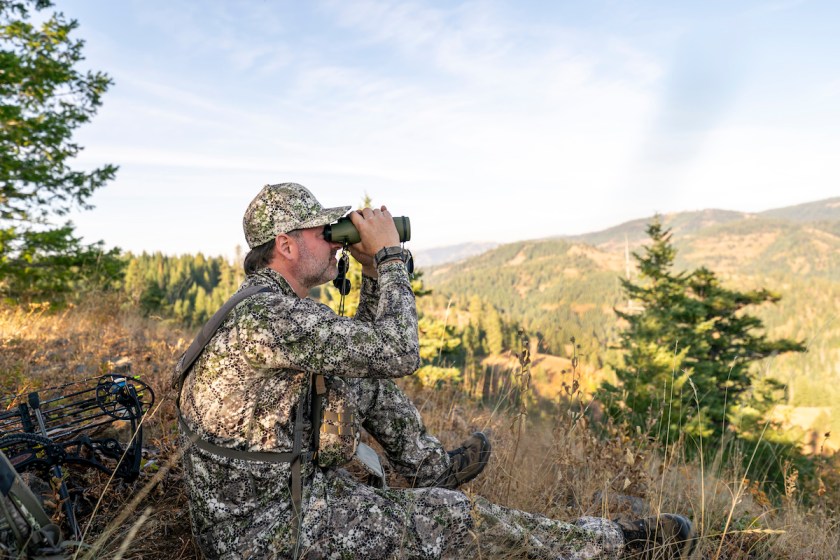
[{"x1": 296, "y1": 240, "x2": 338, "y2": 288}]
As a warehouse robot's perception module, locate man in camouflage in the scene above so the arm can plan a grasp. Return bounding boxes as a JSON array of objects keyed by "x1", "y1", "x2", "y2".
[{"x1": 177, "y1": 183, "x2": 693, "y2": 559}]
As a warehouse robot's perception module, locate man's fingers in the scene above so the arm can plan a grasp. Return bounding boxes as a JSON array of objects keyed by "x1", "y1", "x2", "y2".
[
  {"x1": 346, "y1": 203, "x2": 401, "y2": 256},
  {"x1": 348, "y1": 210, "x2": 364, "y2": 226},
  {"x1": 355, "y1": 207, "x2": 392, "y2": 221}
]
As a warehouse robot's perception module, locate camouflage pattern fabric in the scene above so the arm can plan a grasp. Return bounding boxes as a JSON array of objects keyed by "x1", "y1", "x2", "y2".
[
  {"x1": 179, "y1": 262, "x2": 625, "y2": 559},
  {"x1": 472, "y1": 498, "x2": 624, "y2": 559},
  {"x1": 242, "y1": 183, "x2": 350, "y2": 248}
]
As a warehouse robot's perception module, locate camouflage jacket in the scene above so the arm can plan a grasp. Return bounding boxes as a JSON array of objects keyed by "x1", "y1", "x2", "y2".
[{"x1": 179, "y1": 262, "x2": 419, "y2": 558}]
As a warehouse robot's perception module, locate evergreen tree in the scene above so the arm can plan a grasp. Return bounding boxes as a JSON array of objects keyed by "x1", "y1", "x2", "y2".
[
  {"x1": 1, "y1": 0, "x2": 120, "y2": 301},
  {"x1": 467, "y1": 295, "x2": 486, "y2": 352},
  {"x1": 417, "y1": 315, "x2": 461, "y2": 364},
  {"x1": 462, "y1": 321, "x2": 481, "y2": 394},
  {"x1": 483, "y1": 303, "x2": 504, "y2": 355},
  {"x1": 600, "y1": 218, "x2": 805, "y2": 448}
]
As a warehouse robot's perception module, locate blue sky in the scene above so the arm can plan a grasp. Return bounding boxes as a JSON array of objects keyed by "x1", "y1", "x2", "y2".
[{"x1": 60, "y1": 0, "x2": 840, "y2": 258}]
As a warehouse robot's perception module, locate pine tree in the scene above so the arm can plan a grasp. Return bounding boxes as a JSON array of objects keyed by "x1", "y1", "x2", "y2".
[
  {"x1": 462, "y1": 322, "x2": 480, "y2": 394},
  {"x1": 600, "y1": 218, "x2": 805, "y2": 449},
  {"x1": 483, "y1": 303, "x2": 504, "y2": 355},
  {"x1": 1, "y1": 0, "x2": 120, "y2": 301},
  {"x1": 417, "y1": 315, "x2": 461, "y2": 364},
  {"x1": 467, "y1": 295, "x2": 486, "y2": 353}
]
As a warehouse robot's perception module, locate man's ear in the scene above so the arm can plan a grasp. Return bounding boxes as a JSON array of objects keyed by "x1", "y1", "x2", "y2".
[{"x1": 274, "y1": 233, "x2": 297, "y2": 262}]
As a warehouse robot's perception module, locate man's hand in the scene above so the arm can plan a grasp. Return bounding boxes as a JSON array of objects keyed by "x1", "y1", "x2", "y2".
[{"x1": 348, "y1": 206, "x2": 400, "y2": 278}]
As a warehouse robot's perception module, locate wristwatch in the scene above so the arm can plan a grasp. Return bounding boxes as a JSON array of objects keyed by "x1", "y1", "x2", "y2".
[{"x1": 374, "y1": 246, "x2": 413, "y2": 269}]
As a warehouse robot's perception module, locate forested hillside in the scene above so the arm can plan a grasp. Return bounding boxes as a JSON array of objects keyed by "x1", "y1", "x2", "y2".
[
  {"x1": 424, "y1": 239, "x2": 626, "y2": 370},
  {"x1": 122, "y1": 251, "x2": 245, "y2": 326},
  {"x1": 425, "y1": 198, "x2": 840, "y2": 431}
]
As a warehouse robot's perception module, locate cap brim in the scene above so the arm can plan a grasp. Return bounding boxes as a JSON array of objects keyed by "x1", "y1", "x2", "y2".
[{"x1": 295, "y1": 205, "x2": 351, "y2": 230}]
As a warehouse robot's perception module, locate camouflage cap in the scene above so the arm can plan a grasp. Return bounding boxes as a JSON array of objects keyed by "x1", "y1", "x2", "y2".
[{"x1": 243, "y1": 183, "x2": 351, "y2": 248}]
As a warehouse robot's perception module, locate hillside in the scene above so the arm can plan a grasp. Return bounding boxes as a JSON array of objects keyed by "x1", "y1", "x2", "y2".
[
  {"x1": 424, "y1": 198, "x2": 840, "y2": 438},
  {"x1": 563, "y1": 208, "x2": 750, "y2": 249},
  {"x1": 562, "y1": 197, "x2": 840, "y2": 250},
  {"x1": 426, "y1": 238, "x2": 626, "y2": 368},
  {"x1": 759, "y1": 196, "x2": 840, "y2": 223}
]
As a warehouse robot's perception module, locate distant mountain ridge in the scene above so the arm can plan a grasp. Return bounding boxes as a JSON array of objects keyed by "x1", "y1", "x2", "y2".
[
  {"x1": 413, "y1": 242, "x2": 500, "y2": 267},
  {"x1": 565, "y1": 197, "x2": 840, "y2": 250},
  {"x1": 562, "y1": 208, "x2": 750, "y2": 249},
  {"x1": 418, "y1": 197, "x2": 840, "y2": 267},
  {"x1": 759, "y1": 197, "x2": 840, "y2": 222}
]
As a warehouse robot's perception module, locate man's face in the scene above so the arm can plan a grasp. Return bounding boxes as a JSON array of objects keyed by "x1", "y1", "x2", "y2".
[{"x1": 290, "y1": 226, "x2": 343, "y2": 289}]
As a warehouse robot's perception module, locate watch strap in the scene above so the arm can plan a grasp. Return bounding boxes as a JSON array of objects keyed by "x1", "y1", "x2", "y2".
[{"x1": 374, "y1": 246, "x2": 411, "y2": 267}]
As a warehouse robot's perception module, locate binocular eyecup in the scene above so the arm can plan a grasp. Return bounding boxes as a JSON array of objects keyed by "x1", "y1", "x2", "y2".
[{"x1": 323, "y1": 216, "x2": 411, "y2": 245}]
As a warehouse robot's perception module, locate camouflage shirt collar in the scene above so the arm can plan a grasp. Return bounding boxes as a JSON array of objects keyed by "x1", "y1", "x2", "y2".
[{"x1": 250, "y1": 267, "x2": 297, "y2": 298}]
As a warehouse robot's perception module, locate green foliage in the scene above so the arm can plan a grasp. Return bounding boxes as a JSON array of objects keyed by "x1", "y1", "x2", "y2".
[
  {"x1": 482, "y1": 304, "x2": 504, "y2": 355},
  {"x1": 599, "y1": 218, "x2": 805, "y2": 452},
  {"x1": 418, "y1": 314, "x2": 460, "y2": 364},
  {"x1": 0, "y1": 0, "x2": 119, "y2": 301},
  {"x1": 122, "y1": 252, "x2": 243, "y2": 325},
  {"x1": 414, "y1": 365, "x2": 462, "y2": 389},
  {"x1": 0, "y1": 223, "x2": 122, "y2": 299},
  {"x1": 726, "y1": 376, "x2": 814, "y2": 493},
  {"x1": 430, "y1": 294, "x2": 523, "y2": 400}
]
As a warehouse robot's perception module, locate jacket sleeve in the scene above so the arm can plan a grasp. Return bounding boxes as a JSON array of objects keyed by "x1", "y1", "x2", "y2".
[
  {"x1": 354, "y1": 273, "x2": 380, "y2": 323},
  {"x1": 235, "y1": 261, "x2": 420, "y2": 379}
]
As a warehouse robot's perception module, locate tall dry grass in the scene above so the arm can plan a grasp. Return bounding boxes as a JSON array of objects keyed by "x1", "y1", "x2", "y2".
[
  {"x1": 0, "y1": 297, "x2": 195, "y2": 558},
  {"x1": 0, "y1": 298, "x2": 838, "y2": 559}
]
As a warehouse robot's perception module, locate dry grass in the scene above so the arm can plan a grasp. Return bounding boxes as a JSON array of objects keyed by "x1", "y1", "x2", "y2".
[
  {"x1": 1, "y1": 298, "x2": 838, "y2": 559},
  {"x1": 0, "y1": 297, "x2": 197, "y2": 559}
]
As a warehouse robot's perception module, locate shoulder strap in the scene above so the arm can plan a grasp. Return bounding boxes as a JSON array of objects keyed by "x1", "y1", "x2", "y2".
[{"x1": 172, "y1": 285, "x2": 273, "y2": 393}]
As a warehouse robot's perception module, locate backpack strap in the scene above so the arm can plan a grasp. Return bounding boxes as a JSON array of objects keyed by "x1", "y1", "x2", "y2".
[
  {"x1": 172, "y1": 285, "x2": 273, "y2": 396},
  {"x1": 310, "y1": 374, "x2": 327, "y2": 459}
]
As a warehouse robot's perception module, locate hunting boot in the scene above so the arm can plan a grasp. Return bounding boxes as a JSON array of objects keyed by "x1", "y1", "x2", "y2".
[
  {"x1": 434, "y1": 432, "x2": 491, "y2": 489},
  {"x1": 619, "y1": 513, "x2": 696, "y2": 559}
]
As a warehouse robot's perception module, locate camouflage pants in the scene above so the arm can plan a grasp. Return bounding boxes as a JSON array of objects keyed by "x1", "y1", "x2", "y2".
[
  {"x1": 296, "y1": 379, "x2": 625, "y2": 559},
  {"x1": 350, "y1": 377, "x2": 451, "y2": 486}
]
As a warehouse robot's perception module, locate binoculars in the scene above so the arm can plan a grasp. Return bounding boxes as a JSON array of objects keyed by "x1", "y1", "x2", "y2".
[{"x1": 323, "y1": 216, "x2": 411, "y2": 245}]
